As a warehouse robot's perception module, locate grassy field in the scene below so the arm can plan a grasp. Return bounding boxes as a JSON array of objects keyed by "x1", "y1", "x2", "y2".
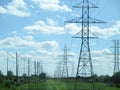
[{"x1": 0, "y1": 79, "x2": 119, "y2": 90}]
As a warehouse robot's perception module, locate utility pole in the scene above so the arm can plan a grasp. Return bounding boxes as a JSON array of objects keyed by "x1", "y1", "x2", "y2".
[
  {"x1": 112, "y1": 40, "x2": 120, "y2": 74},
  {"x1": 65, "y1": 0, "x2": 105, "y2": 90}
]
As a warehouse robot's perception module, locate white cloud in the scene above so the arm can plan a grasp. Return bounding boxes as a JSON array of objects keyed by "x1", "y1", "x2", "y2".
[
  {"x1": 92, "y1": 49, "x2": 112, "y2": 56},
  {"x1": 0, "y1": 0, "x2": 30, "y2": 17},
  {"x1": 24, "y1": 18, "x2": 120, "y2": 39},
  {"x1": 91, "y1": 49, "x2": 113, "y2": 75},
  {"x1": 90, "y1": 25, "x2": 120, "y2": 39},
  {"x1": 65, "y1": 24, "x2": 80, "y2": 34},
  {"x1": 31, "y1": 0, "x2": 71, "y2": 12},
  {"x1": 0, "y1": 36, "x2": 59, "y2": 50},
  {"x1": 24, "y1": 35, "x2": 33, "y2": 41},
  {"x1": 24, "y1": 18, "x2": 65, "y2": 34}
]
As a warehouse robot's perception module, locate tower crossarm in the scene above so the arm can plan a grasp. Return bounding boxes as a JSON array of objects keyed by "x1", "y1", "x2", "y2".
[
  {"x1": 65, "y1": 17, "x2": 106, "y2": 24},
  {"x1": 72, "y1": 2, "x2": 98, "y2": 8}
]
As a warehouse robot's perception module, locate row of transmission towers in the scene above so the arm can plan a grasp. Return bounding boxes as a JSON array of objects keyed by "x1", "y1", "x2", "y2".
[
  {"x1": 54, "y1": 46, "x2": 74, "y2": 78},
  {"x1": 5, "y1": 51, "x2": 44, "y2": 89}
]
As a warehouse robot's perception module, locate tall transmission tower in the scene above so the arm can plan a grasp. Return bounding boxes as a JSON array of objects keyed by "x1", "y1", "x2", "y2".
[
  {"x1": 65, "y1": 0, "x2": 105, "y2": 90},
  {"x1": 112, "y1": 40, "x2": 120, "y2": 74},
  {"x1": 62, "y1": 46, "x2": 69, "y2": 78}
]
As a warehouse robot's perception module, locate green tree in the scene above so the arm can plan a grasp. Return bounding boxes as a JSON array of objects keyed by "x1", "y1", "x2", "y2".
[
  {"x1": 0, "y1": 71, "x2": 4, "y2": 83},
  {"x1": 39, "y1": 73, "x2": 46, "y2": 79},
  {"x1": 104, "y1": 75, "x2": 110, "y2": 83},
  {"x1": 7, "y1": 71, "x2": 14, "y2": 80},
  {"x1": 111, "y1": 72, "x2": 120, "y2": 88}
]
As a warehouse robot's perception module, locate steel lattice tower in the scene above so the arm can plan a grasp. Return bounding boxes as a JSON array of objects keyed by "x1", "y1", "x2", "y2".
[
  {"x1": 65, "y1": 0, "x2": 105, "y2": 90},
  {"x1": 7, "y1": 52, "x2": 8, "y2": 77},
  {"x1": 28, "y1": 59, "x2": 30, "y2": 90},
  {"x1": 113, "y1": 40, "x2": 120, "y2": 74},
  {"x1": 62, "y1": 46, "x2": 69, "y2": 78},
  {"x1": 16, "y1": 52, "x2": 19, "y2": 86}
]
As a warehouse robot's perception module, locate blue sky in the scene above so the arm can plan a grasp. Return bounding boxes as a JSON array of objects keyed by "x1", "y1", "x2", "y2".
[{"x1": 0, "y1": 0, "x2": 120, "y2": 77}]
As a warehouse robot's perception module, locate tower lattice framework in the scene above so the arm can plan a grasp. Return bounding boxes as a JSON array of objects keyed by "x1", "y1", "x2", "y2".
[
  {"x1": 113, "y1": 40, "x2": 120, "y2": 74},
  {"x1": 62, "y1": 46, "x2": 69, "y2": 78},
  {"x1": 65, "y1": 0, "x2": 105, "y2": 90}
]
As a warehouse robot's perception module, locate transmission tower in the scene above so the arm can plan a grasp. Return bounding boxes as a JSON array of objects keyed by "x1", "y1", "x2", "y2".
[
  {"x1": 34, "y1": 60, "x2": 38, "y2": 88},
  {"x1": 7, "y1": 52, "x2": 8, "y2": 77},
  {"x1": 65, "y1": 0, "x2": 105, "y2": 90},
  {"x1": 62, "y1": 46, "x2": 69, "y2": 78},
  {"x1": 34, "y1": 61, "x2": 37, "y2": 76},
  {"x1": 112, "y1": 40, "x2": 120, "y2": 74},
  {"x1": 41, "y1": 64, "x2": 43, "y2": 73},
  {"x1": 34, "y1": 60, "x2": 40, "y2": 88},
  {"x1": 16, "y1": 52, "x2": 18, "y2": 86},
  {"x1": 28, "y1": 59, "x2": 30, "y2": 90},
  {"x1": 58, "y1": 62, "x2": 62, "y2": 78},
  {"x1": 71, "y1": 62, "x2": 74, "y2": 77},
  {"x1": 24, "y1": 57, "x2": 26, "y2": 74},
  {"x1": 37, "y1": 62, "x2": 40, "y2": 76},
  {"x1": 37, "y1": 62, "x2": 40, "y2": 88}
]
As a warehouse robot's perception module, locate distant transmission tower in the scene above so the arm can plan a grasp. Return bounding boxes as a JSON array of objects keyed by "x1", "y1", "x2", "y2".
[
  {"x1": 34, "y1": 61, "x2": 37, "y2": 76},
  {"x1": 28, "y1": 59, "x2": 30, "y2": 90},
  {"x1": 37, "y1": 62, "x2": 40, "y2": 76},
  {"x1": 7, "y1": 52, "x2": 8, "y2": 77},
  {"x1": 71, "y1": 62, "x2": 74, "y2": 77},
  {"x1": 62, "y1": 46, "x2": 69, "y2": 78},
  {"x1": 112, "y1": 40, "x2": 120, "y2": 74},
  {"x1": 65, "y1": 0, "x2": 105, "y2": 90},
  {"x1": 16, "y1": 52, "x2": 19, "y2": 86}
]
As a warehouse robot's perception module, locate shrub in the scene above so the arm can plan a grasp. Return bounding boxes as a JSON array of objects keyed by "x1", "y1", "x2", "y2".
[
  {"x1": 11, "y1": 86, "x2": 17, "y2": 90},
  {"x1": 111, "y1": 72, "x2": 120, "y2": 88},
  {"x1": 4, "y1": 80, "x2": 11, "y2": 88}
]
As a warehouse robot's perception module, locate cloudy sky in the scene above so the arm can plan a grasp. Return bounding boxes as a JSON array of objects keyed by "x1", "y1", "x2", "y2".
[{"x1": 0, "y1": 0, "x2": 120, "y2": 77}]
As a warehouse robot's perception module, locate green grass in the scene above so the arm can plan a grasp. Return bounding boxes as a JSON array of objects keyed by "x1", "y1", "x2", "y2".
[{"x1": 0, "y1": 79, "x2": 120, "y2": 90}]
